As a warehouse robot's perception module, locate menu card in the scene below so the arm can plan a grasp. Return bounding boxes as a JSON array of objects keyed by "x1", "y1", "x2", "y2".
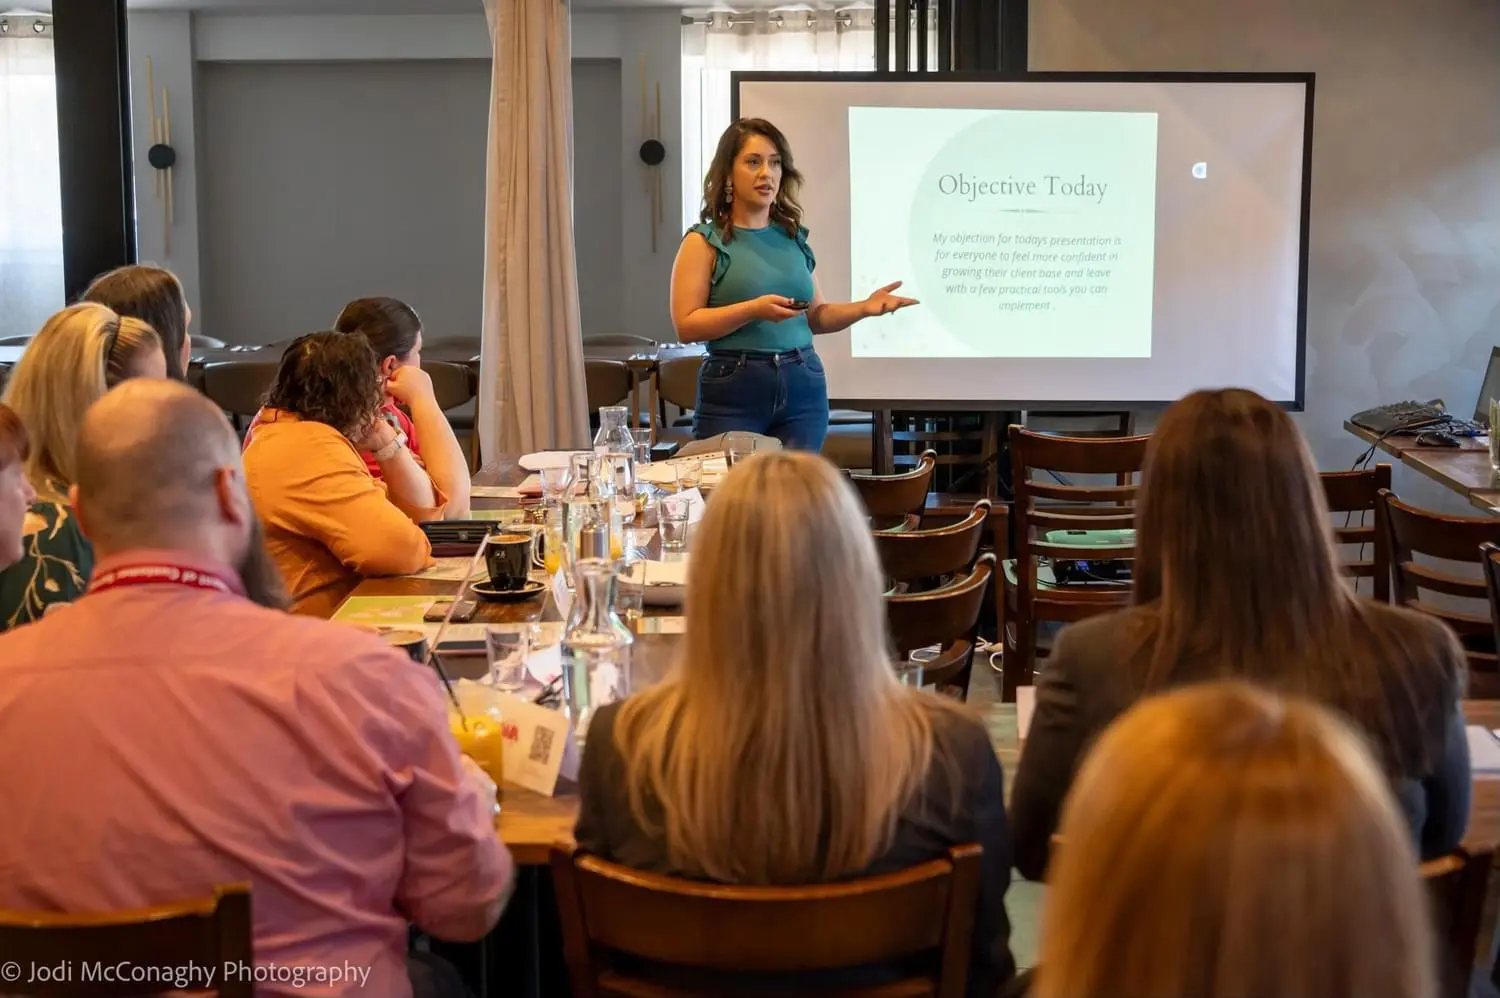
[{"x1": 496, "y1": 693, "x2": 577, "y2": 794}]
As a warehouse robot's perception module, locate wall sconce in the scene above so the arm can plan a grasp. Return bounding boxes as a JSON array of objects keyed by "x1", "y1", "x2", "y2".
[
  {"x1": 638, "y1": 55, "x2": 666, "y2": 253},
  {"x1": 145, "y1": 57, "x2": 177, "y2": 255}
]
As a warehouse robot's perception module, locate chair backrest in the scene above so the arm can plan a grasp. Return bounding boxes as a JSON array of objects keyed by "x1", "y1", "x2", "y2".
[
  {"x1": 189, "y1": 334, "x2": 227, "y2": 350},
  {"x1": 585, "y1": 334, "x2": 658, "y2": 349},
  {"x1": 586, "y1": 359, "x2": 633, "y2": 413},
  {"x1": 423, "y1": 360, "x2": 477, "y2": 412},
  {"x1": 0, "y1": 334, "x2": 33, "y2": 346},
  {"x1": 886, "y1": 554, "x2": 995, "y2": 660},
  {"x1": 1482, "y1": 542, "x2": 1500, "y2": 659},
  {"x1": 1321, "y1": 464, "x2": 1393, "y2": 601},
  {"x1": 849, "y1": 449, "x2": 937, "y2": 527},
  {"x1": 875, "y1": 500, "x2": 991, "y2": 584},
  {"x1": 552, "y1": 842, "x2": 982, "y2": 998},
  {"x1": 1008, "y1": 425, "x2": 1147, "y2": 605},
  {"x1": 0, "y1": 884, "x2": 253, "y2": 998},
  {"x1": 201, "y1": 360, "x2": 282, "y2": 420},
  {"x1": 1378, "y1": 488, "x2": 1500, "y2": 688},
  {"x1": 1421, "y1": 847, "x2": 1493, "y2": 998},
  {"x1": 421, "y1": 337, "x2": 481, "y2": 363},
  {"x1": 656, "y1": 355, "x2": 703, "y2": 412}
]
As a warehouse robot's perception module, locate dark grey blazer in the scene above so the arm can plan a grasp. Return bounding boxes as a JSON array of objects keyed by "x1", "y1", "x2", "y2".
[
  {"x1": 575, "y1": 697, "x2": 1017, "y2": 997},
  {"x1": 1010, "y1": 603, "x2": 1471, "y2": 882}
]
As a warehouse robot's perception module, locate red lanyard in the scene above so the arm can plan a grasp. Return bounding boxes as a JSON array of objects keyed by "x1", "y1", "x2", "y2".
[{"x1": 89, "y1": 563, "x2": 236, "y2": 596}]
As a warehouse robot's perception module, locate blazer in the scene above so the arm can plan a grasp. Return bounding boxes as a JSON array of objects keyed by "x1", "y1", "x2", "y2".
[
  {"x1": 575, "y1": 696, "x2": 1017, "y2": 997},
  {"x1": 1010, "y1": 602, "x2": 1471, "y2": 882}
]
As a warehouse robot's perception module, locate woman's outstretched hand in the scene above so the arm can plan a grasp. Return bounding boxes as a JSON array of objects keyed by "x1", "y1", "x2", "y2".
[{"x1": 863, "y1": 281, "x2": 919, "y2": 317}]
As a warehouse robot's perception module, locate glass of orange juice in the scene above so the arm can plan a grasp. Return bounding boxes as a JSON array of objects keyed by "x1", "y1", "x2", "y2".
[{"x1": 448, "y1": 686, "x2": 505, "y2": 789}]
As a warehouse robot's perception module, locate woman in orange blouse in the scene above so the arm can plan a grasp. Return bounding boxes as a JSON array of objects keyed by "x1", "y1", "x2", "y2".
[{"x1": 244, "y1": 332, "x2": 445, "y2": 616}]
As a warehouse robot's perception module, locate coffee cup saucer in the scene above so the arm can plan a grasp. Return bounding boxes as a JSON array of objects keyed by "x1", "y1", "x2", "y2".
[{"x1": 471, "y1": 580, "x2": 547, "y2": 602}]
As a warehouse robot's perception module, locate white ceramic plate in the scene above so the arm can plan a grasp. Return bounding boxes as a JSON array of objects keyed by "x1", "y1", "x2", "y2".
[{"x1": 519, "y1": 450, "x2": 586, "y2": 471}]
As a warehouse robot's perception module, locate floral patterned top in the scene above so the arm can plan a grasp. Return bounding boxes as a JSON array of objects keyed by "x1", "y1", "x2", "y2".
[{"x1": 0, "y1": 499, "x2": 93, "y2": 632}]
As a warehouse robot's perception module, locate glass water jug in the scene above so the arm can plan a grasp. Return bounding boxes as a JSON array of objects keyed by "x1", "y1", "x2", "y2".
[{"x1": 560, "y1": 557, "x2": 634, "y2": 746}]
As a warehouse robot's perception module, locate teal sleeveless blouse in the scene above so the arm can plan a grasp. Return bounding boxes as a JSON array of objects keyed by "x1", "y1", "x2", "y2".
[{"x1": 689, "y1": 222, "x2": 817, "y2": 354}]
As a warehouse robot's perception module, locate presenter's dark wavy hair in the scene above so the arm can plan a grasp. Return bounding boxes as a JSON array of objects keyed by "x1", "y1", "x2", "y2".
[
  {"x1": 263, "y1": 331, "x2": 384, "y2": 440},
  {"x1": 700, "y1": 118, "x2": 805, "y2": 243}
]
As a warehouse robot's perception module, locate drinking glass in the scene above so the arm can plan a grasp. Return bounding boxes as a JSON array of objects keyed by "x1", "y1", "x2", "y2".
[
  {"x1": 569, "y1": 452, "x2": 593, "y2": 497},
  {"x1": 674, "y1": 457, "x2": 703, "y2": 491},
  {"x1": 725, "y1": 432, "x2": 758, "y2": 468},
  {"x1": 540, "y1": 465, "x2": 572, "y2": 505},
  {"x1": 895, "y1": 659, "x2": 926, "y2": 688},
  {"x1": 486, "y1": 625, "x2": 532, "y2": 694},
  {"x1": 543, "y1": 504, "x2": 567, "y2": 577},
  {"x1": 1490, "y1": 399, "x2": 1500, "y2": 472},
  {"x1": 633, "y1": 441, "x2": 653, "y2": 468},
  {"x1": 614, "y1": 587, "x2": 644, "y2": 630},
  {"x1": 660, "y1": 495, "x2": 691, "y2": 553}
]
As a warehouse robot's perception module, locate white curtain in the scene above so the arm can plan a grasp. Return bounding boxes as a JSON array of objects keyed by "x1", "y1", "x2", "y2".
[
  {"x1": 0, "y1": 23, "x2": 64, "y2": 341},
  {"x1": 478, "y1": 0, "x2": 590, "y2": 460},
  {"x1": 681, "y1": 9, "x2": 938, "y2": 231}
]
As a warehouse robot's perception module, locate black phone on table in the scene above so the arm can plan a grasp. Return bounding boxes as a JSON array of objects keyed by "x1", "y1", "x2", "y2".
[{"x1": 424, "y1": 598, "x2": 478, "y2": 623}]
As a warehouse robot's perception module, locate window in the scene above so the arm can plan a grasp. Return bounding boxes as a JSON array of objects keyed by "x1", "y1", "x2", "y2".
[
  {"x1": 0, "y1": 18, "x2": 64, "y2": 340},
  {"x1": 681, "y1": 10, "x2": 892, "y2": 233}
]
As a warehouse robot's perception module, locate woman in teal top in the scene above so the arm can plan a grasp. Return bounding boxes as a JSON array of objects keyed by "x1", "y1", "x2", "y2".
[{"x1": 671, "y1": 118, "x2": 916, "y2": 451}]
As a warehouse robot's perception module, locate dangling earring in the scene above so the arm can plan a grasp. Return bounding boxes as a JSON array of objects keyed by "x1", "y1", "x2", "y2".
[{"x1": 724, "y1": 183, "x2": 734, "y2": 204}]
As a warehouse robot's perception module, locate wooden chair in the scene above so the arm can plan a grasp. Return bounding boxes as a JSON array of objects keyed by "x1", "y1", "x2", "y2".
[
  {"x1": 552, "y1": 842, "x2": 983, "y2": 998},
  {"x1": 1002, "y1": 425, "x2": 1149, "y2": 701},
  {"x1": 1321, "y1": 464, "x2": 1392, "y2": 601},
  {"x1": 1378, "y1": 489, "x2": 1500, "y2": 696},
  {"x1": 654, "y1": 355, "x2": 703, "y2": 448},
  {"x1": 584, "y1": 334, "x2": 658, "y2": 350},
  {"x1": 0, "y1": 884, "x2": 253, "y2": 997},
  {"x1": 887, "y1": 555, "x2": 995, "y2": 699},
  {"x1": 874, "y1": 499, "x2": 991, "y2": 588},
  {"x1": 421, "y1": 337, "x2": 481, "y2": 363},
  {"x1": 849, "y1": 450, "x2": 937, "y2": 529},
  {"x1": 586, "y1": 359, "x2": 634, "y2": 414},
  {"x1": 1421, "y1": 847, "x2": 1493, "y2": 998}
]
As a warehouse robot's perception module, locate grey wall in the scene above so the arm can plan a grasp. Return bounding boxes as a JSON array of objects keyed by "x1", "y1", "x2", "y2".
[
  {"x1": 572, "y1": 59, "x2": 624, "y2": 340},
  {"x1": 1033, "y1": 0, "x2": 1500, "y2": 510},
  {"x1": 198, "y1": 57, "x2": 625, "y2": 346},
  {"x1": 199, "y1": 59, "x2": 490, "y2": 344}
]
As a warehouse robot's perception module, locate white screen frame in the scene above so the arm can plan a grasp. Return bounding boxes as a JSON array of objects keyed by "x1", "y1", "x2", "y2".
[{"x1": 730, "y1": 71, "x2": 1315, "y2": 411}]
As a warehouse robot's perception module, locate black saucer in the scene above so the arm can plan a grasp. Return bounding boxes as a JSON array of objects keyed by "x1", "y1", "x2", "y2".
[{"x1": 471, "y1": 580, "x2": 547, "y2": 602}]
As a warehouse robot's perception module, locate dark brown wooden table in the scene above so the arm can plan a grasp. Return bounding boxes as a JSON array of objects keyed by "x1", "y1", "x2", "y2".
[{"x1": 1345, "y1": 421, "x2": 1500, "y2": 512}]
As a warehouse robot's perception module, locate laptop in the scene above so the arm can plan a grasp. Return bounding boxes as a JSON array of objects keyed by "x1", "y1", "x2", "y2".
[{"x1": 1475, "y1": 346, "x2": 1500, "y2": 428}]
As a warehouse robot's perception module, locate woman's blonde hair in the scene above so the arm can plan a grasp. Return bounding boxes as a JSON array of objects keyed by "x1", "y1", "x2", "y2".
[
  {"x1": 1036, "y1": 681, "x2": 1433, "y2": 998},
  {"x1": 614, "y1": 450, "x2": 960, "y2": 884},
  {"x1": 1, "y1": 303, "x2": 162, "y2": 499}
]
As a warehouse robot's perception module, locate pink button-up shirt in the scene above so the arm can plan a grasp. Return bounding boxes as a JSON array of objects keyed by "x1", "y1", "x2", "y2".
[{"x1": 0, "y1": 550, "x2": 512, "y2": 997}]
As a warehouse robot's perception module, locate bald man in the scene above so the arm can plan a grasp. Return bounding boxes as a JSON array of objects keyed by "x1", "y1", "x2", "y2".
[{"x1": 0, "y1": 380, "x2": 513, "y2": 998}]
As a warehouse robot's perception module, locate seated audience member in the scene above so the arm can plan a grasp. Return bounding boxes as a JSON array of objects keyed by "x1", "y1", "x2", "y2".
[
  {"x1": 1010, "y1": 388, "x2": 1468, "y2": 878},
  {"x1": 0, "y1": 404, "x2": 36, "y2": 573},
  {"x1": 1035, "y1": 682, "x2": 1432, "y2": 998},
  {"x1": 575, "y1": 451, "x2": 1015, "y2": 996},
  {"x1": 0, "y1": 380, "x2": 512, "y2": 998},
  {"x1": 0, "y1": 303, "x2": 165, "y2": 629},
  {"x1": 244, "y1": 331, "x2": 442, "y2": 615},
  {"x1": 245, "y1": 298, "x2": 470, "y2": 516},
  {"x1": 82, "y1": 263, "x2": 194, "y2": 380}
]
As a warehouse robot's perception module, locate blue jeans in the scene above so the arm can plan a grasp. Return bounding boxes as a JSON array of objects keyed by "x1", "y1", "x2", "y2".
[{"x1": 692, "y1": 346, "x2": 830, "y2": 452}]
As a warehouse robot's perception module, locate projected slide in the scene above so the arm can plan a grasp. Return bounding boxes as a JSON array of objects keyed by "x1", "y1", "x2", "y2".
[{"x1": 849, "y1": 107, "x2": 1159, "y2": 359}]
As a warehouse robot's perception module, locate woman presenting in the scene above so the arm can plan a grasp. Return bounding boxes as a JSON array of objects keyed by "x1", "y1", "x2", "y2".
[{"x1": 671, "y1": 118, "x2": 916, "y2": 452}]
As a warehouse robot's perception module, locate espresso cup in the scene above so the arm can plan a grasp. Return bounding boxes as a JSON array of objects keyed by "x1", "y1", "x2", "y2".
[{"x1": 485, "y1": 528, "x2": 537, "y2": 591}]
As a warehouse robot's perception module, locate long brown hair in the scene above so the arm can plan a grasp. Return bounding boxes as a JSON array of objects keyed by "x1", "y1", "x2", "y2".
[
  {"x1": 699, "y1": 118, "x2": 804, "y2": 243},
  {"x1": 83, "y1": 265, "x2": 189, "y2": 381},
  {"x1": 1036, "y1": 681, "x2": 1433, "y2": 998},
  {"x1": 1127, "y1": 388, "x2": 1461, "y2": 775},
  {"x1": 613, "y1": 451, "x2": 967, "y2": 885}
]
